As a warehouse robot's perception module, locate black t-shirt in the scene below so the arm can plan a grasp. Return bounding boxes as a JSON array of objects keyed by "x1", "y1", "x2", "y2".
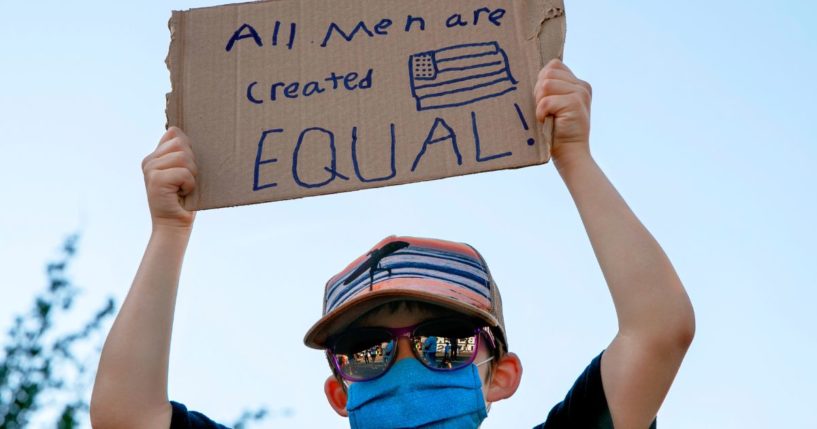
[
  {"x1": 536, "y1": 351, "x2": 657, "y2": 429},
  {"x1": 170, "y1": 401, "x2": 228, "y2": 429},
  {"x1": 170, "y1": 351, "x2": 657, "y2": 428}
]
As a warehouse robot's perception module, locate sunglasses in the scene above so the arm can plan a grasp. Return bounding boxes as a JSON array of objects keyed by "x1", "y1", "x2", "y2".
[{"x1": 327, "y1": 318, "x2": 496, "y2": 382}]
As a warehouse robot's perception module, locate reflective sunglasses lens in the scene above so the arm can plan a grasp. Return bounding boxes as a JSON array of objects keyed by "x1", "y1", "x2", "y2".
[
  {"x1": 332, "y1": 329, "x2": 395, "y2": 381},
  {"x1": 414, "y1": 320, "x2": 478, "y2": 370}
]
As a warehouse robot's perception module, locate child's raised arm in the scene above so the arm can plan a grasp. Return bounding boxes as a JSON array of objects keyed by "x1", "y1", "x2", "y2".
[
  {"x1": 535, "y1": 59, "x2": 695, "y2": 428},
  {"x1": 91, "y1": 127, "x2": 197, "y2": 429}
]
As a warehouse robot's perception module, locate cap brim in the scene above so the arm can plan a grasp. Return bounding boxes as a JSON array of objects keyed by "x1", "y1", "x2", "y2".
[{"x1": 303, "y1": 286, "x2": 500, "y2": 350}]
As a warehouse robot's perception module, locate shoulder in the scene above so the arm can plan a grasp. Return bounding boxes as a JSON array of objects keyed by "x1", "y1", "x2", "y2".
[
  {"x1": 537, "y1": 352, "x2": 612, "y2": 429},
  {"x1": 534, "y1": 351, "x2": 658, "y2": 429}
]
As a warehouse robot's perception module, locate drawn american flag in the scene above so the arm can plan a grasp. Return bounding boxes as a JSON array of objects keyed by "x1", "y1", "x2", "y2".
[{"x1": 408, "y1": 41, "x2": 518, "y2": 111}]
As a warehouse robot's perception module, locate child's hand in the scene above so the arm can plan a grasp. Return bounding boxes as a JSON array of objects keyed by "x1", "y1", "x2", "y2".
[
  {"x1": 534, "y1": 59, "x2": 592, "y2": 164},
  {"x1": 141, "y1": 127, "x2": 197, "y2": 230}
]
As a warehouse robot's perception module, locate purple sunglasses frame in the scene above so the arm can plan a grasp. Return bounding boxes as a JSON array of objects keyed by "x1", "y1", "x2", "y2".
[{"x1": 327, "y1": 318, "x2": 497, "y2": 382}]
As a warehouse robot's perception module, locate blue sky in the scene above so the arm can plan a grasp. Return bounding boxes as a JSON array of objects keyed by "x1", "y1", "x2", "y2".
[{"x1": 1, "y1": 0, "x2": 815, "y2": 427}]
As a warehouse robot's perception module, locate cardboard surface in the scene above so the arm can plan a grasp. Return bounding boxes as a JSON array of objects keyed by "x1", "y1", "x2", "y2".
[{"x1": 166, "y1": 0, "x2": 566, "y2": 210}]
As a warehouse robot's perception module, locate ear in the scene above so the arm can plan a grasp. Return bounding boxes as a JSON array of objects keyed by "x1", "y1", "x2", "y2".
[
  {"x1": 324, "y1": 375, "x2": 349, "y2": 417},
  {"x1": 485, "y1": 352, "x2": 523, "y2": 403}
]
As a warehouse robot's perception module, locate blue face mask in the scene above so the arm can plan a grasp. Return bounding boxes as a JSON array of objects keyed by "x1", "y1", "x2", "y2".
[{"x1": 345, "y1": 358, "x2": 489, "y2": 429}]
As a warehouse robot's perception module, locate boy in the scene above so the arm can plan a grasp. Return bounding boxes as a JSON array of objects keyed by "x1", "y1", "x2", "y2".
[{"x1": 90, "y1": 59, "x2": 695, "y2": 428}]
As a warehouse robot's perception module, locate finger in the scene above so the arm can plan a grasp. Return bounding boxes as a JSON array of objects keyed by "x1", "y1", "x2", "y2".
[
  {"x1": 534, "y1": 79, "x2": 588, "y2": 102},
  {"x1": 143, "y1": 150, "x2": 198, "y2": 177},
  {"x1": 162, "y1": 129, "x2": 192, "y2": 152},
  {"x1": 541, "y1": 58, "x2": 565, "y2": 71},
  {"x1": 160, "y1": 126, "x2": 191, "y2": 146},
  {"x1": 547, "y1": 58, "x2": 574, "y2": 75},
  {"x1": 539, "y1": 58, "x2": 574, "y2": 77},
  {"x1": 542, "y1": 62, "x2": 592, "y2": 96},
  {"x1": 152, "y1": 167, "x2": 196, "y2": 197},
  {"x1": 536, "y1": 94, "x2": 580, "y2": 123},
  {"x1": 144, "y1": 136, "x2": 195, "y2": 168},
  {"x1": 144, "y1": 129, "x2": 191, "y2": 168},
  {"x1": 537, "y1": 66, "x2": 577, "y2": 85},
  {"x1": 159, "y1": 127, "x2": 179, "y2": 146},
  {"x1": 177, "y1": 169, "x2": 195, "y2": 196},
  {"x1": 579, "y1": 79, "x2": 592, "y2": 97}
]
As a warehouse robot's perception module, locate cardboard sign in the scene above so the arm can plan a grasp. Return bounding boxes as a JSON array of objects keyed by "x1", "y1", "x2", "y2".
[{"x1": 166, "y1": 0, "x2": 566, "y2": 210}]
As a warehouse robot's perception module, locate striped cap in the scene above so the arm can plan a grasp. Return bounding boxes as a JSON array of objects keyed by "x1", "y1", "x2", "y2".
[{"x1": 303, "y1": 236, "x2": 507, "y2": 350}]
